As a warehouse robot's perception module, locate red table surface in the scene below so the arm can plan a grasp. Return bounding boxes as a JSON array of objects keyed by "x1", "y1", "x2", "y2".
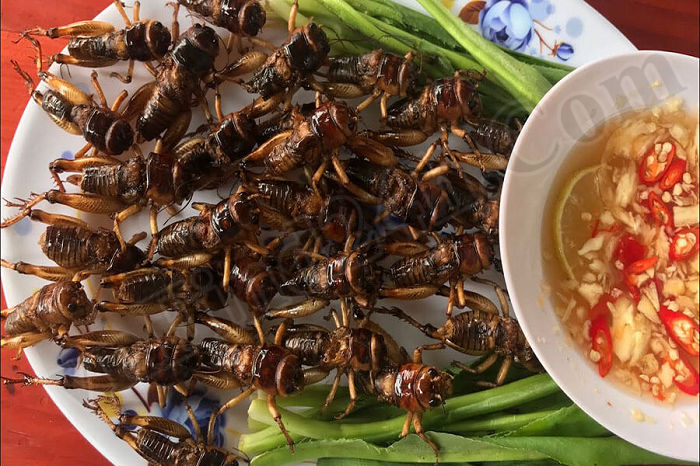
[{"x1": 1, "y1": 0, "x2": 698, "y2": 464}]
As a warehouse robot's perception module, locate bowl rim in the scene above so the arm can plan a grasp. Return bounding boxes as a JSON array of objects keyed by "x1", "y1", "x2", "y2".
[{"x1": 500, "y1": 49, "x2": 700, "y2": 462}]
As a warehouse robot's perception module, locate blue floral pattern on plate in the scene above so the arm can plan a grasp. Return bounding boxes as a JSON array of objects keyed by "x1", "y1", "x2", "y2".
[
  {"x1": 480, "y1": 0, "x2": 533, "y2": 51},
  {"x1": 461, "y1": 0, "x2": 576, "y2": 61},
  {"x1": 56, "y1": 347, "x2": 80, "y2": 376},
  {"x1": 159, "y1": 387, "x2": 227, "y2": 447}
]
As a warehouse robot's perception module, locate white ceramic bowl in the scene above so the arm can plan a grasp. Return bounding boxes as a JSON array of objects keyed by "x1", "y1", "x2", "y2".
[{"x1": 501, "y1": 50, "x2": 699, "y2": 462}]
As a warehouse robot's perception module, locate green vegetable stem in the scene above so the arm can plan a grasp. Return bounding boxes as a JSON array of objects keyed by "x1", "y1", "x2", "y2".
[
  {"x1": 414, "y1": 0, "x2": 551, "y2": 111},
  {"x1": 240, "y1": 374, "x2": 559, "y2": 454},
  {"x1": 269, "y1": 0, "x2": 530, "y2": 116},
  {"x1": 249, "y1": 433, "x2": 678, "y2": 466},
  {"x1": 346, "y1": 0, "x2": 575, "y2": 77}
]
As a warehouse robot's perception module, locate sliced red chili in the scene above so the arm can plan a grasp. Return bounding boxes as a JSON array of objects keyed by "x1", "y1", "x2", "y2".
[
  {"x1": 672, "y1": 354, "x2": 699, "y2": 396},
  {"x1": 647, "y1": 192, "x2": 673, "y2": 227},
  {"x1": 606, "y1": 224, "x2": 622, "y2": 235},
  {"x1": 650, "y1": 276, "x2": 665, "y2": 303},
  {"x1": 625, "y1": 282, "x2": 641, "y2": 303},
  {"x1": 615, "y1": 234, "x2": 646, "y2": 267},
  {"x1": 591, "y1": 221, "x2": 621, "y2": 238},
  {"x1": 659, "y1": 158, "x2": 686, "y2": 190},
  {"x1": 659, "y1": 306, "x2": 699, "y2": 357},
  {"x1": 590, "y1": 293, "x2": 614, "y2": 321},
  {"x1": 590, "y1": 316, "x2": 613, "y2": 378},
  {"x1": 639, "y1": 143, "x2": 675, "y2": 185},
  {"x1": 670, "y1": 227, "x2": 700, "y2": 262},
  {"x1": 626, "y1": 256, "x2": 658, "y2": 274}
]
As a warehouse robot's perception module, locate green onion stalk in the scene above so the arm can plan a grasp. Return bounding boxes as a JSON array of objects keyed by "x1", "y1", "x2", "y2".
[
  {"x1": 343, "y1": 0, "x2": 574, "y2": 81},
  {"x1": 242, "y1": 406, "x2": 560, "y2": 455},
  {"x1": 413, "y1": 0, "x2": 551, "y2": 111},
  {"x1": 249, "y1": 433, "x2": 678, "y2": 466},
  {"x1": 267, "y1": 0, "x2": 529, "y2": 116},
  {"x1": 346, "y1": 0, "x2": 460, "y2": 51},
  {"x1": 269, "y1": 0, "x2": 565, "y2": 110},
  {"x1": 239, "y1": 374, "x2": 559, "y2": 454},
  {"x1": 240, "y1": 369, "x2": 680, "y2": 466}
]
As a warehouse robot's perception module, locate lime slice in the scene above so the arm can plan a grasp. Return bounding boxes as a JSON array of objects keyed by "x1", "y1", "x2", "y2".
[{"x1": 553, "y1": 164, "x2": 604, "y2": 280}]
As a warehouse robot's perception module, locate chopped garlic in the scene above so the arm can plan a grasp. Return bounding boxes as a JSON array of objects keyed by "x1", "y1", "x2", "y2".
[
  {"x1": 666, "y1": 300, "x2": 680, "y2": 312},
  {"x1": 578, "y1": 283, "x2": 604, "y2": 307},
  {"x1": 670, "y1": 124, "x2": 689, "y2": 148},
  {"x1": 638, "y1": 295, "x2": 661, "y2": 324},
  {"x1": 590, "y1": 259, "x2": 608, "y2": 275},
  {"x1": 664, "y1": 277, "x2": 686, "y2": 297},
  {"x1": 582, "y1": 320, "x2": 592, "y2": 341},
  {"x1": 673, "y1": 204, "x2": 699, "y2": 227},
  {"x1": 638, "y1": 354, "x2": 659, "y2": 375},
  {"x1": 630, "y1": 314, "x2": 652, "y2": 366},
  {"x1": 600, "y1": 210, "x2": 615, "y2": 226},
  {"x1": 615, "y1": 209, "x2": 638, "y2": 229},
  {"x1": 612, "y1": 296, "x2": 636, "y2": 362},
  {"x1": 659, "y1": 362, "x2": 675, "y2": 388},
  {"x1": 669, "y1": 348, "x2": 679, "y2": 361},
  {"x1": 615, "y1": 167, "x2": 638, "y2": 208},
  {"x1": 578, "y1": 235, "x2": 604, "y2": 256},
  {"x1": 650, "y1": 338, "x2": 665, "y2": 354}
]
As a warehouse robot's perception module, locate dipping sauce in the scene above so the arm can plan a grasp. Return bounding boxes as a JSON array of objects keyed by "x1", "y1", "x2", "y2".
[{"x1": 544, "y1": 99, "x2": 699, "y2": 403}]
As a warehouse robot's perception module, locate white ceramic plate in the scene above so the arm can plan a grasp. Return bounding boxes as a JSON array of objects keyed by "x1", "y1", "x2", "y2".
[
  {"x1": 501, "y1": 50, "x2": 699, "y2": 462},
  {"x1": 0, "y1": 0, "x2": 636, "y2": 464}
]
